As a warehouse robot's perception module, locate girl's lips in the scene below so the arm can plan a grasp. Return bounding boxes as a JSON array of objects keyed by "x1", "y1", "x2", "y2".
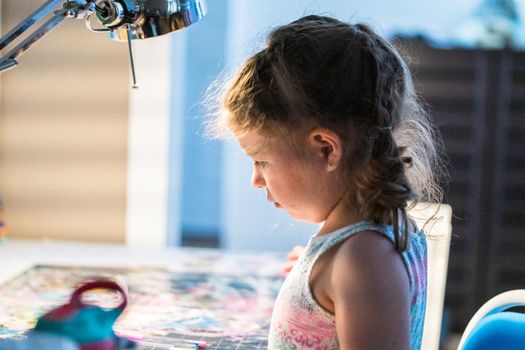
[{"x1": 274, "y1": 202, "x2": 281, "y2": 208}]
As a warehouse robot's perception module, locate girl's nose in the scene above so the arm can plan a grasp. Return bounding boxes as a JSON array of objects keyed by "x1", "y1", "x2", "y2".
[{"x1": 251, "y1": 168, "x2": 266, "y2": 189}]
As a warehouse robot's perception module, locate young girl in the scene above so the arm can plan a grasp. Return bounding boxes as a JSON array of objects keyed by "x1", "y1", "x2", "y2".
[{"x1": 208, "y1": 15, "x2": 445, "y2": 350}]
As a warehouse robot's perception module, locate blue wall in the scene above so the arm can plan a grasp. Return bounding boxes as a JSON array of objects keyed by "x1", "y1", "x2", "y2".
[{"x1": 179, "y1": 0, "x2": 227, "y2": 241}]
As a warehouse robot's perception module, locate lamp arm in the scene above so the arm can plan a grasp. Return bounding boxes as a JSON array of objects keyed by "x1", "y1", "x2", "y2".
[
  {"x1": 0, "y1": 10, "x2": 68, "y2": 72},
  {"x1": 0, "y1": 0, "x2": 64, "y2": 51},
  {"x1": 0, "y1": 0, "x2": 95, "y2": 73}
]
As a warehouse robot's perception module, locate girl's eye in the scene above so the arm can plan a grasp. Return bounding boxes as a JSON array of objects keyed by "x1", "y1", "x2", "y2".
[{"x1": 254, "y1": 161, "x2": 267, "y2": 168}]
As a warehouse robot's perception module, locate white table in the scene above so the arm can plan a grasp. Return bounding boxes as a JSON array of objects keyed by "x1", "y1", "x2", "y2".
[{"x1": 0, "y1": 238, "x2": 285, "y2": 284}]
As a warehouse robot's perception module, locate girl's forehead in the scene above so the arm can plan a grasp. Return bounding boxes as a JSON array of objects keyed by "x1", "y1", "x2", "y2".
[
  {"x1": 237, "y1": 131, "x2": 270, "y2": 156},
  {"x1": 237, "y1": 130, "x2": 288, "y2": 157}
]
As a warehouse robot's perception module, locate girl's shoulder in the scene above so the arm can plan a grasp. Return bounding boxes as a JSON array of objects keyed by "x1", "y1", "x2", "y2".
[
  {"x1": 332, "y1": 229, "x2": 408, "y2": 279},
  {"x1": 326, "y1": 229, "x2": 410, "y2": 301}
]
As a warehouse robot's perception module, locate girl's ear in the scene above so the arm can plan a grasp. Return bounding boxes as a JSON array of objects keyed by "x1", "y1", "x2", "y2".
[{"x1": 308, "y1": 128, "x2": 343, "y2": 171}]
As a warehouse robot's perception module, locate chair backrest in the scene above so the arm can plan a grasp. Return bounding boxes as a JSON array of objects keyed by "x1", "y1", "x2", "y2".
[
  {"x1": 457, "y1": 289, "x2": 525, "y2": 350},
  {"x1": 408, "y1": 202, "x2": 453, "y2": 350}
]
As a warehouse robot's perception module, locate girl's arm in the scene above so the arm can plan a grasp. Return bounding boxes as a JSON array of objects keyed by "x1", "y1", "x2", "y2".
[{"x1": 329, "y1": 231, "x2": 411, "y2": 350}]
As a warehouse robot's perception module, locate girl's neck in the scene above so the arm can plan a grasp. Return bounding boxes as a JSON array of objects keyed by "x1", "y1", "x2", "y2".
[{"x1": 317, "y1": 190, "x2": 362, "y2": 236}]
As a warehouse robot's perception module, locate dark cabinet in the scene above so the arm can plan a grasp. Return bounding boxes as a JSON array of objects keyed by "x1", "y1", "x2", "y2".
[{"x1": 396, "y1": 39, "x2": 525, "y2": 332}]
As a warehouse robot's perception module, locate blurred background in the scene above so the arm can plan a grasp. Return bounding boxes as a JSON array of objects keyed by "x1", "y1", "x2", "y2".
[{"x1": 1, "y1": 0, "x2": 525, "y2": 348}]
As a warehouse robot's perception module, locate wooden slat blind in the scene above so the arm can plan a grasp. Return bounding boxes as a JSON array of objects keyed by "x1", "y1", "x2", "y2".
[{"x1": 0, "y1": 1, "x2": 129, "y2": 243}]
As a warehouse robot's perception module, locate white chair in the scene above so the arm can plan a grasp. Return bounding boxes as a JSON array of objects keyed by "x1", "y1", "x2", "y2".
[
  {"x1": 408, "y1": 202, "x2": 453, "y2": 350},
  {"x1": 457, "y1": 289, "x2": 525, "y2": 350}
]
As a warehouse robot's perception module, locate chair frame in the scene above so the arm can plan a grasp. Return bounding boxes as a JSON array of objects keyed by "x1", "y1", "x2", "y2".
[
  {"x1": 409, "y1": 202, "x2": 453, "y2": 350},
  {"x1": 457, "y1": 289, "x2": 525, "y2": 349}
]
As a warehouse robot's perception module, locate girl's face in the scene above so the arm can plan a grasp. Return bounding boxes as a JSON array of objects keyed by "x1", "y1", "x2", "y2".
[{"x1": 237, "y1": 129, "x2": 346, "y2": 224}]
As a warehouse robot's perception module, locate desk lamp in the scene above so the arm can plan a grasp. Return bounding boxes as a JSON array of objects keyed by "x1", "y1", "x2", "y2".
[{"x1": 0, "y1": 0, "x2": 207, "y2": 86}]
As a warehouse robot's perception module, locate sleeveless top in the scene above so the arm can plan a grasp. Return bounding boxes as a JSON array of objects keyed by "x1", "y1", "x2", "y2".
[{"x1": 268, "y1": 221, "x2": 428, "y2": 350}]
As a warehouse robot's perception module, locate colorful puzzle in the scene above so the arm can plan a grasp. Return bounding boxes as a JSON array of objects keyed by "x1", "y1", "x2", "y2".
[{"x1": 0, "y1": 263, "x2": 285, "y2": 349}]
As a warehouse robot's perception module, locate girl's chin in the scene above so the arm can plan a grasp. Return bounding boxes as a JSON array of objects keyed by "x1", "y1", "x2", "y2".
[
  {"x1": 288, "y1": 210, "x2": 326, "y2": 224},
  {"x1": 286, "y1": 211, "x2": 315, "y2": 223}
]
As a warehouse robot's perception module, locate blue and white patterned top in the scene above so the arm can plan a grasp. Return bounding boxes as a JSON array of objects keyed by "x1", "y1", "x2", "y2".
[{"x1": 268, "y1": 221, "x2": 428, "y2": 350}]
